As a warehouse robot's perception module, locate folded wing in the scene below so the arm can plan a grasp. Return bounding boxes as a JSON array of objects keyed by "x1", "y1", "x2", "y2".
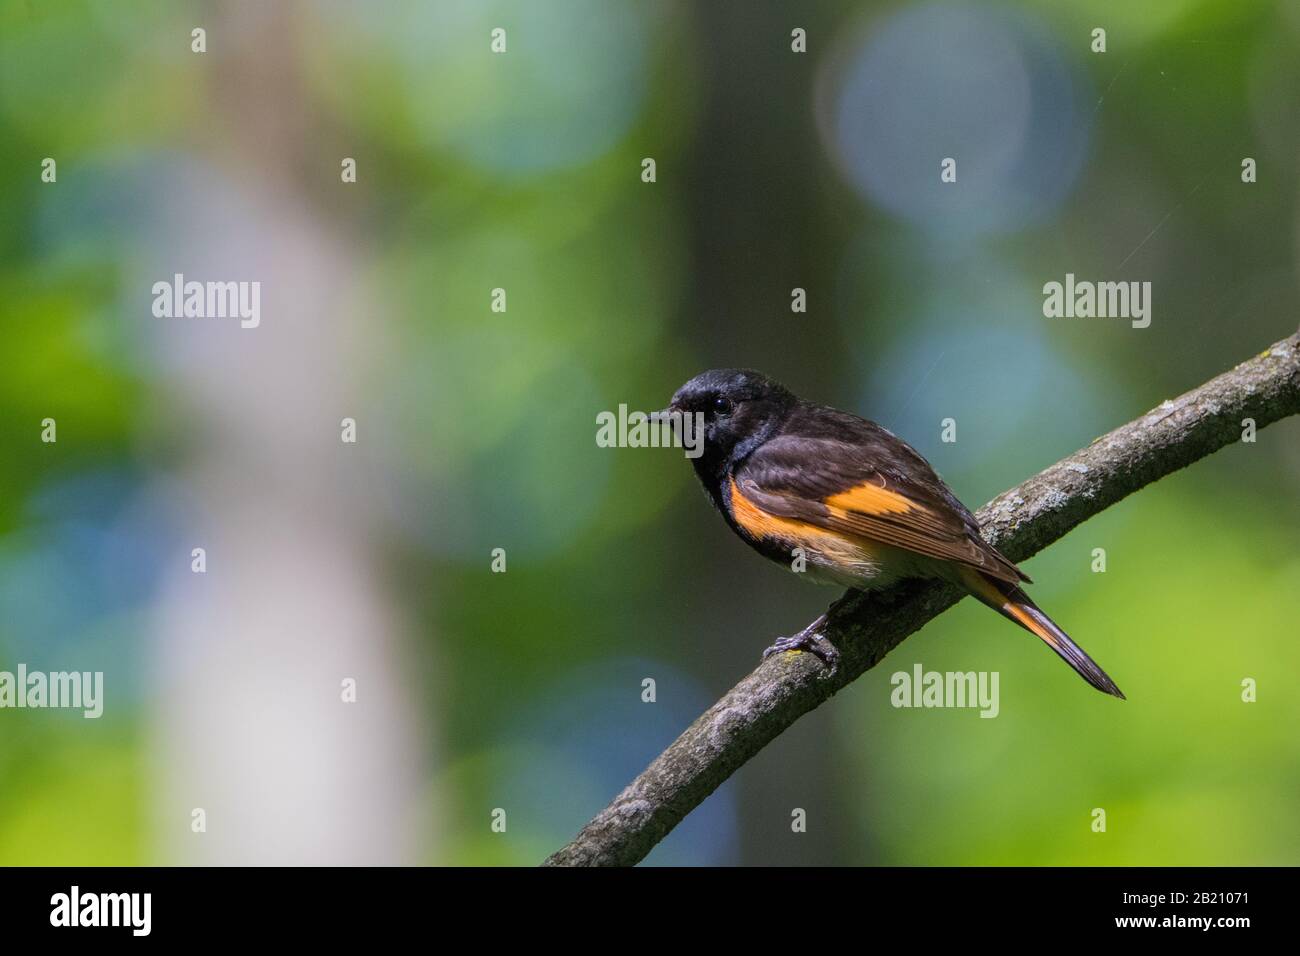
[{"x1": 734, "y1": 421, "x2": 1028, "y2": 586}]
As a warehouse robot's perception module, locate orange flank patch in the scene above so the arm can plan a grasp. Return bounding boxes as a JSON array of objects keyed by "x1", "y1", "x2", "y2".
[
  {"x1": 823, "y1": 479, "x2": 916, "y2": 516},
  {"x1": 728, "y1": 478, "x2": 827, "y2": 543}
]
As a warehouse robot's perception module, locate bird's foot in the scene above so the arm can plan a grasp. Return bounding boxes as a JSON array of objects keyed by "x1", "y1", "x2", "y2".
[{"x1": 762, "y1": 616, "x2": 840, "y2": 677}]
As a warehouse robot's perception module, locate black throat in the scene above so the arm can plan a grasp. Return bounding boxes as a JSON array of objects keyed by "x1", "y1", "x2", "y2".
[{"x1": 691, "y1": 404, "x2": 791, "y2": 517}]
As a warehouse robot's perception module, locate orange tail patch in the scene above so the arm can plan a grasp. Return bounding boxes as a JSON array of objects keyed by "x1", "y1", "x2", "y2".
[{"x1": 959, "y1": 567, "x2": 1124, "y2": 699}]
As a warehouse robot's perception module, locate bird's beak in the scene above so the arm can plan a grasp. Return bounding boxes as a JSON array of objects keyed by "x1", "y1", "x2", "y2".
[{"x1": 648, "y1": 401, "x2": 684, "y2": 425}]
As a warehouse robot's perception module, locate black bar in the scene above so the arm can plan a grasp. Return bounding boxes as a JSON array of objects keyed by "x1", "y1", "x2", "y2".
[{"x1": 0, "y1": 866, "x2": 1282, "y2": 941}]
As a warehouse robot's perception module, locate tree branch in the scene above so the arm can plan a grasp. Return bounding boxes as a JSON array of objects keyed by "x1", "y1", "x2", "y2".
[{"x1": 543, "y1": 332, "x2": 1300, "y2": 867}]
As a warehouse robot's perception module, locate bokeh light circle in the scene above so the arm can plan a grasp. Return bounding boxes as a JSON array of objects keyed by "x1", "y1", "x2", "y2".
[{"x1": 819, "y1": 2, "x2": 1092, "y2": 237}]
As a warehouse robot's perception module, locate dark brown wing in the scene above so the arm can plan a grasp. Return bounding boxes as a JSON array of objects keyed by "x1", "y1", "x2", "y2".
[{"x1": 733, "y1": 404, "x2": 1028, "y2": 585}]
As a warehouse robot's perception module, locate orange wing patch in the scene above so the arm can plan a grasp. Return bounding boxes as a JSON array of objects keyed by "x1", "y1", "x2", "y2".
[
  {"x1": 823, "y1": 479, "x2": 916, "y2": 517},
  {"x1": 728, "y1": 478, "x2": 894, "y2": 586},
  {"x1": 730, "y1": 472, "x2": 1027, "y2": 586}
]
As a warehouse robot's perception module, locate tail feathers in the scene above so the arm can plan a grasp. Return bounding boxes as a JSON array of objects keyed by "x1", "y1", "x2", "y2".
[{"x1": 960, "y1": 569, "x2": 1125, "y2": 699}]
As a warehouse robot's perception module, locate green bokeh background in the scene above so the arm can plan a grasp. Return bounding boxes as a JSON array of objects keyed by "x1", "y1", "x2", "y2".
[{"x1": 0, "y1": 0, "x2": 1297, "y2": 865}]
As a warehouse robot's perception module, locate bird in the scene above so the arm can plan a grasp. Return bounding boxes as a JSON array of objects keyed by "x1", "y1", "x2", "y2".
[{"x1": 655, "y1": 368, "x2": 1124, "y2": 699}]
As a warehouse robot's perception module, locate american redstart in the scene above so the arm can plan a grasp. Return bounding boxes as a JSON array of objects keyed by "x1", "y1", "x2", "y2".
[{"x1": 654, "y1": 368, "x2": 1124, "y2": 699}]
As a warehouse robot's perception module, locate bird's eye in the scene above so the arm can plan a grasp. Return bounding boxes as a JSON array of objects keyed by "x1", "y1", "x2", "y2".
[{"x1": 712, "y1": 396, "x2": 732, "y2": 415}]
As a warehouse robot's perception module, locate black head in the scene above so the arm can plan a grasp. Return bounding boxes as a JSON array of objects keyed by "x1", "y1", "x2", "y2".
[{"x1": 666, "y1": 368, "x2": 797, "y2": 476}]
